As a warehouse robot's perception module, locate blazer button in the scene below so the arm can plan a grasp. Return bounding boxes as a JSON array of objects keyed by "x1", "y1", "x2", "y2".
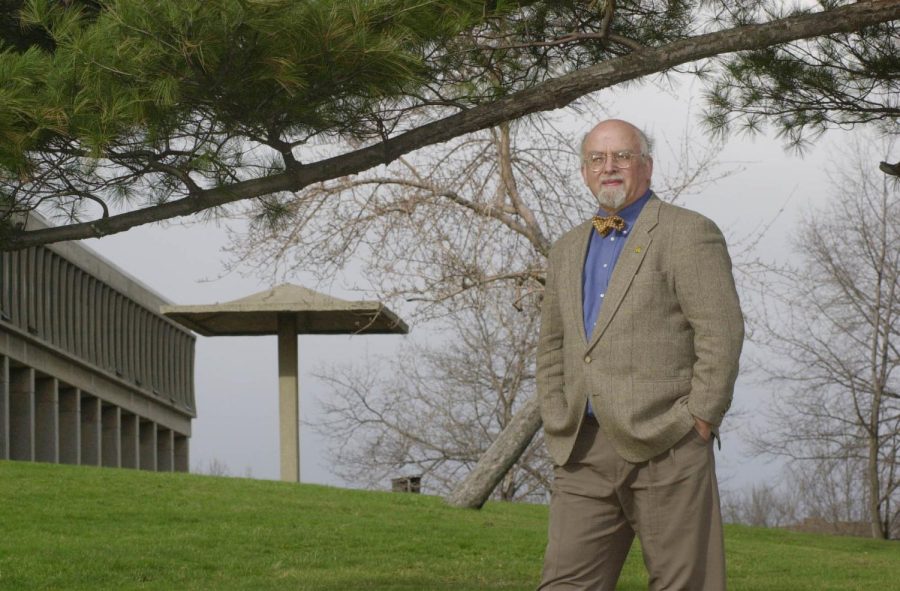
[{"x1": 584, "y1": 355, "x2": 592, "y2": 364}]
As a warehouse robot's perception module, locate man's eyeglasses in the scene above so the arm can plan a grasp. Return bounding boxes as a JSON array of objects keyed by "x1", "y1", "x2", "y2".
[{"x1": 585, "y1": 150, "x2": 644, "y2": 171}]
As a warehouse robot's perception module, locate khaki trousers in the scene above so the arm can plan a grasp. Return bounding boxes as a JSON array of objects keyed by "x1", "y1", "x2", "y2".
[{"x1": 538, "y1": 418, "x2": 725, "y2": 591}]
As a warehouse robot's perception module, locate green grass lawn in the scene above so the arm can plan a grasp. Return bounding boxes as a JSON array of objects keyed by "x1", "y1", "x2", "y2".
[{"x1": 0, "y1": 461, "x2": 896, "y2": 590}]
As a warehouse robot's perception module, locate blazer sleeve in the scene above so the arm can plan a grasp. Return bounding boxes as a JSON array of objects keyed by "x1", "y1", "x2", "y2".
[
  {"x1": 672, "y1": 213, "x2": 745, "y2": 427},
  {"x1": 536, "y1": 245, "x2": 567, "y2": 434}
]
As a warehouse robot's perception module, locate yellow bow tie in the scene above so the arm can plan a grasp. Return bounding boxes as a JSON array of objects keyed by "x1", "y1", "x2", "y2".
[{"x1": 591, "y1": 215, "x2": 626, "y2": 237}]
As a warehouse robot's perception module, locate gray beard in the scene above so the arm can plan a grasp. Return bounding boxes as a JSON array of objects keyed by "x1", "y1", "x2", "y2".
[{"x1": 594, "y1": 186, "x2": 627, "y2": 211}]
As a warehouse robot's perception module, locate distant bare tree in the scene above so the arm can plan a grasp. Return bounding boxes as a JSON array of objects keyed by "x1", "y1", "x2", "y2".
[
  {"x1": 747, "y1": 133, "x2": 900, "y2": 539},
  {"x1": 792, "y1": 456, "x2": 876, "y2": 537},
  {"x1": 194, "y1": 458, "x2": 232, "y2": 477},
  {"x1": 722, "y1": 457, "x2": 889, "y2": 537},
  {"x1": 314, "y1": 286, "x2": 551, "y2": 502},
  {"x1": 721, "y1": 483, "x2": 798, "y2": 528}
]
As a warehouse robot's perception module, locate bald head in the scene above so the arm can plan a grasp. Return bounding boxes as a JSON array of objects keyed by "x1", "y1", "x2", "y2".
[{"x1": 580, "y1": 119, "x2": 652, "y2": 160}]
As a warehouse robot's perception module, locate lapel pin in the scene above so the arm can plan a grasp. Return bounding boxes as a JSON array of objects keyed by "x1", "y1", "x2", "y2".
[{"x1": 634, "y1": 246, "x2": 642, "y2": 253}]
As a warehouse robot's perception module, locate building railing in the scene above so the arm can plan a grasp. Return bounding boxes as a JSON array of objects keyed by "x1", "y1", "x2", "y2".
[{"x1": 0, "y1": 246, "x2": 195, "y2": 413}]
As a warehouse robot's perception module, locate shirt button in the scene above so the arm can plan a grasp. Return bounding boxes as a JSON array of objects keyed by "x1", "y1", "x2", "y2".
[
  {"x1": 602, "y1": 263, "x2": 608, "y2": 268},
  {"x1": 600, "y1": 293, "x2": 605, "y2": 298},
  {"x1": 584, "y1": 355, "x2": 592, "y2": 364},
  {"x1": 610, "y1": 237, "x2": 616, "y2": 241}
]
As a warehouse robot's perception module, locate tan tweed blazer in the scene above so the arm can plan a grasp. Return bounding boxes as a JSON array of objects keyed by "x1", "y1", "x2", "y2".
[{"x1": 537, "y1": 195, "x2": 744, "y2": 465}]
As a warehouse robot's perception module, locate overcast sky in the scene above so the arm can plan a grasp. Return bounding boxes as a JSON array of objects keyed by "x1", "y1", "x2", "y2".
[{"x1": 80, "y1": 73, "x2": 860, "y2": 495}]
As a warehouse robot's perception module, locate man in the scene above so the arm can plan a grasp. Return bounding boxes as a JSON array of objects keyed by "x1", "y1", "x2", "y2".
[{"x1": 537, "y1": 119, "x2": 744, "y2": 590}]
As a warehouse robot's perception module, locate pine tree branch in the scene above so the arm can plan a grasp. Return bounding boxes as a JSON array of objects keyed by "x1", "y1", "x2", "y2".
[{"x1": 4, "y1": 0, "x2": 899, "y2": 250}]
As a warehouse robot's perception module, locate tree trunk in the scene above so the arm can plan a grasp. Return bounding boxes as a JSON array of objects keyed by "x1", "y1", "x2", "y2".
[
  {"x1": 867, "y1": 432, "x2": 886, "y2": 539},
  {"x1": 867, "y1": 386, "x2": 887, "y2": 539},
  {"x1": 445, "y1": 395, "x2": 543, "y2": 509}
]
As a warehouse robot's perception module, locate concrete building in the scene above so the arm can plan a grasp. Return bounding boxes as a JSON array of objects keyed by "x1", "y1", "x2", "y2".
[{"x1": 0, "y1": 217, "x2": 195, "y2": 471}]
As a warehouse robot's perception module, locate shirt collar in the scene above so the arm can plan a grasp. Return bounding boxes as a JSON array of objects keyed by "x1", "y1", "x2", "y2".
[{"x1": 595, "y1": 189, "x2": 652, "y2": 229}]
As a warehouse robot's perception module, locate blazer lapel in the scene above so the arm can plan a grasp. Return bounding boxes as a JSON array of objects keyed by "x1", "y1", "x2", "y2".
[
  {"x1": 563, "y1": 220, "x2": 594, "y2": 345},
  {"x1": 585, "y1": 196, "x2": 661, "y2": 351}
]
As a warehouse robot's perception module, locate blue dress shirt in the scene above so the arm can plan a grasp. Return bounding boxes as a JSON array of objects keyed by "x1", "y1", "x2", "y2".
[{"x1": 582, "y1": 190, "x2": 652, "y2": 416}]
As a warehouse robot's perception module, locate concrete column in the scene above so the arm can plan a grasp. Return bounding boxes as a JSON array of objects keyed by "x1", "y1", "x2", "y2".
[
  {"x1": 157, "y1": 428, "x2": 173, "y2": 472},
  {"x1": 80, "y1": 395, "x2": 101, "y2": 466},
  {"x1": 0, "y1": 355, "x2": 8, "y2": 460},
  {"x1": 174, "y1": 434, "x2": 189, "y2": 473},
  {"x1": 101, "y1": 405, "x2": 121, "y2": 468},
  {"x1": 120, "y1": 412, "x2": 139, "y2": 469},
  {"x1": 58, "y1": 387, "x2": 81, "y2": 465},
  {"x1": 277, "y1": 313, "x2": 299, "y2": 482},
  {"x1": 35, "y1": 377, "x2": 59, "y2": 463},
  {"x1": 9, "y1": 366, "x2": 35, "y2": 461},
  {"x1": 139, "y1": 419, "x2": 157, "y2": 471}
]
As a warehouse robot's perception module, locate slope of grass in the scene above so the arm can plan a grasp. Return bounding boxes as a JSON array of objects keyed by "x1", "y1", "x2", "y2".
[{"x1": 1, "y1": 461, "x2": 896, "y2": 590}]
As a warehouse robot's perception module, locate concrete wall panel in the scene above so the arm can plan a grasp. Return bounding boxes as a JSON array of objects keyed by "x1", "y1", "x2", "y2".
[
  {"x1": 120, "y1": 412, "x2": 138, "y2": 469},
  {"x1": 80, "y1": 394, "x2": 101, "y2": 466},
  {"x1": 157, "y1": 428, "x2": 173, "y2": 472},
  {"x1": 174, "y1": 434, "x2": 189, "y2": 473},
  {"x1": 58, "y1": 386, "x2": 80, "y2": 465},
  {"x1": 139, "y1": 420, "x2": 157, "y2": 471},
  {"x1": 9, "y1": 366, "x2": 34, "y2": 461},
  {"x1": 101, "y1": 405, "x2": 121, "y2": 468},
  {"x1": 35, "y1": 376, "x2": 59, "y2": 463}
]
